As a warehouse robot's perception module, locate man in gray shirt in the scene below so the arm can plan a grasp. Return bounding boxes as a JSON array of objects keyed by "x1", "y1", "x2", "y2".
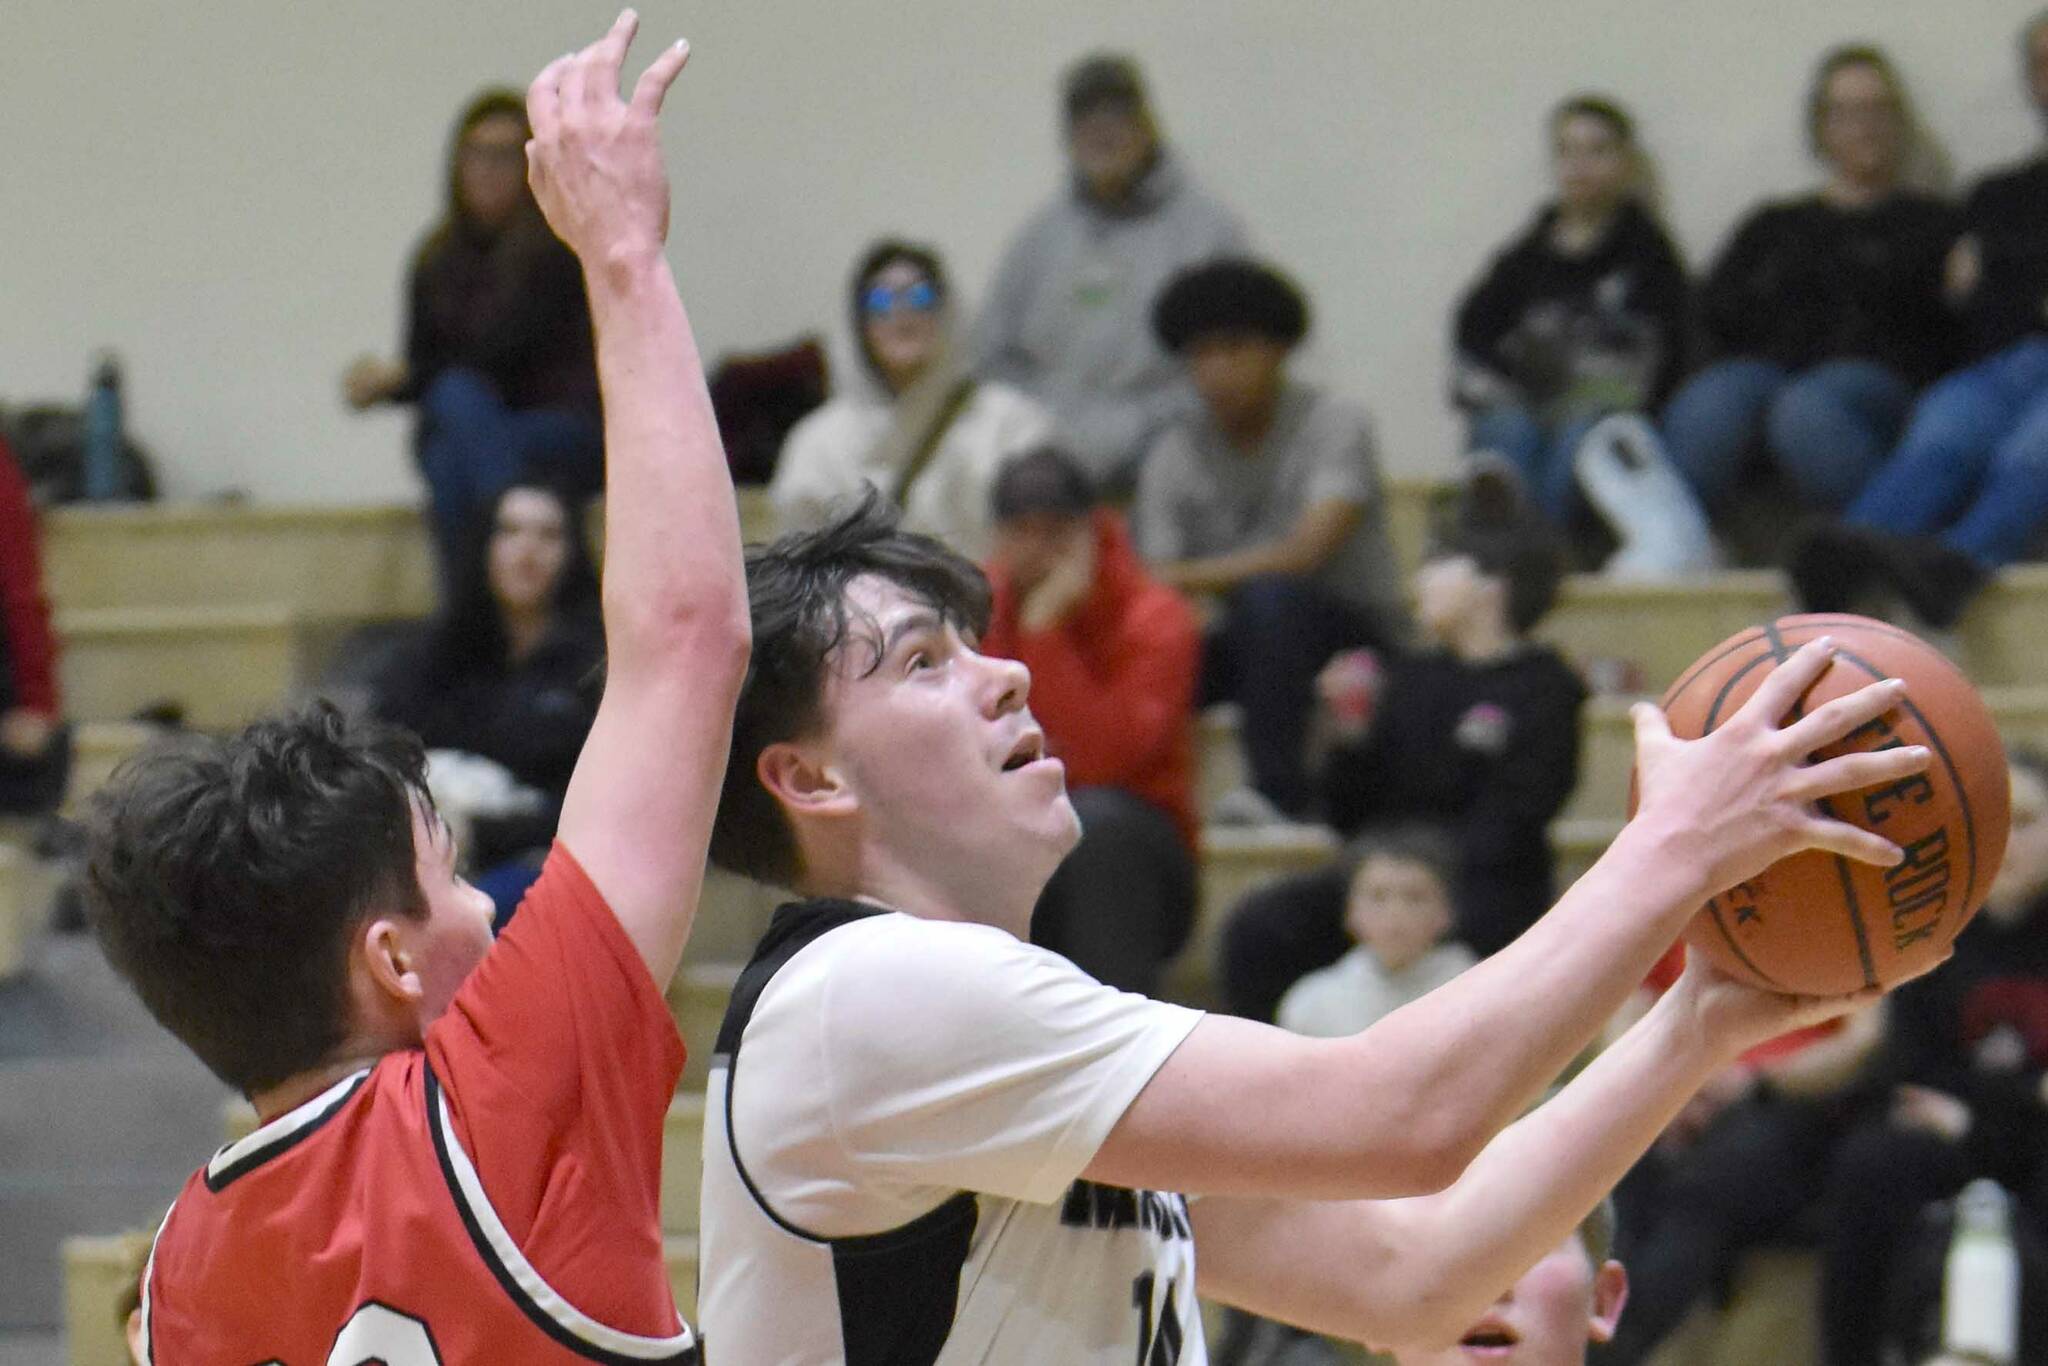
[
  {"x1": 1136, "y1": 258, "x2": 1408, "y2": 821},
  {"x1": 973, "y1": 54, "x2": 1246, "y2": 486}
]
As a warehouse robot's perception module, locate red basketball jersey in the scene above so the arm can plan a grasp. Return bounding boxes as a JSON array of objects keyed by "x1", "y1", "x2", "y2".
[{"x1": 138, "y1": 845, "x2": 698, "y2": 1365}]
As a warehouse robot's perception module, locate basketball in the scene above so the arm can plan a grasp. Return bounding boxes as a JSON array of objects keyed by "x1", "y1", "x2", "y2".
[{"x1": 1654, "y1": 614, "x2": 2010, "y2": 996}]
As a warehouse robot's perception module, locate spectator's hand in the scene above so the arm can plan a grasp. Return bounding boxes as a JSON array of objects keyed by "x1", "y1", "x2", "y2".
[
  {"x1": 342, "y1": 356, "x2": 406, "y2": 411},
  {"x1": 1892, "y1": 1085, "x2": 1972, "y2": 1142},
  {"x1": 1630, "y1": 637, "x2": 1930, "y2": 900},
  {"x1": 1019, "y1": 525, "x2": 1096, "y2": 634},
  {"x1": 1944, "y1": 235, "x2": 1982, "y2": 306},
  {"x1": 1315, "y1": 649, "x2": 1381, "y2": 742},
  {"x1": 525, "y1": 11, "x2": 689, "y2": 269},
  {"x1": 0, "y1": 709, "x2": 55, "y2": 761}
]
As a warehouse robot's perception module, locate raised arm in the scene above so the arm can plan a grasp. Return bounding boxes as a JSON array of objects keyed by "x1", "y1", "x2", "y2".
[
  {"x1": 1083, "y1": 639, "x2": 1928, "y2": 1199},
  {"x1": 527, "y1": 13, "x2": 750, "y2": 984}
]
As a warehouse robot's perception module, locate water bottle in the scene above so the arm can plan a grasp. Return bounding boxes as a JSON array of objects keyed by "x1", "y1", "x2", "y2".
[
  {"x1": 1940, "y1": 1179, "x2": 2021, "y2": 1364},
  {"x1": 82, "y1": 354, "x2": 124, "y2": 502}
]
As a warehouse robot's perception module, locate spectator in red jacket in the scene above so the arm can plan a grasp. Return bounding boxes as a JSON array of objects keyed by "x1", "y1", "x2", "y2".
[
  {"x1": 981, "y1": 445, "x2": 1200, "y2": 993},
  {"x1": 0, "y1": 434, "x2": 69, "y2": 815}
]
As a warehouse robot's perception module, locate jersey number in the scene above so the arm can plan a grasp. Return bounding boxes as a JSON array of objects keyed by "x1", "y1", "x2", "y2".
[
  {"x1": 1131, "y1": 1271, "x2": 1184, "y2": 1366},
  {"x1": 254, "y1": 1302, "x2": 444, "y2": 1366}
]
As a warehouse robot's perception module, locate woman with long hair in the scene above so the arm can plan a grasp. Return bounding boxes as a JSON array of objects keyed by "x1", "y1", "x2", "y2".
[
  {"x1": 342, "y1": 89, "x2": 602, "y2": 585},
  {"x1": 372, "y1": 480, "x2": 602, "y2": 924},
  {"x1": 1658, "y1": 46, "x2": 1960, "y2": 521}
]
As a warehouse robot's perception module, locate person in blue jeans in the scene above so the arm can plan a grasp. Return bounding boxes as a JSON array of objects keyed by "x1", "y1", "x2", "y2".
[
  {"x1": 1661, "y1": 45, "x2": 1959, "y2": 519},
  {"x1": 1452, "y1": 95, "x2": 1688, "y2": 528},
  {"x1": 342, "y1": 89, "x2": 602, "y2": 588},
  {"x1": 1791, "y1": 14, "x2": 2048, "y2": 629}
]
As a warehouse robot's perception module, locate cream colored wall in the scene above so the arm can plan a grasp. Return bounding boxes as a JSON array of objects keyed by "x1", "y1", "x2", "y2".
[{"x1": 4, "y1": 1, "x2": 2042, "y2": 501}]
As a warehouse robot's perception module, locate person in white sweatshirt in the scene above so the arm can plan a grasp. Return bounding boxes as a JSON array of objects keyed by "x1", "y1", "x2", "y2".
[{"x1": 771, "y1": 239, "x2": 1049, "y2": 560}]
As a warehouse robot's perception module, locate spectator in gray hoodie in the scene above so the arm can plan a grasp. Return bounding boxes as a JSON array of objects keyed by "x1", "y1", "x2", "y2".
[{"x1": 972, "y1": 53, "x2": 1247, "y2": 487}]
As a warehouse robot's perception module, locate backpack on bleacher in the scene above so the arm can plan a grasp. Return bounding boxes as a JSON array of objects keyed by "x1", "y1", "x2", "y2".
[{"x1": 1, "y1": 404, "x2": 157, "y2": 506}]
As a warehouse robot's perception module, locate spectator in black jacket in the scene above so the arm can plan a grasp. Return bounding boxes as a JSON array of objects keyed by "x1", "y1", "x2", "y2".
[
  {"x1": 1814, "y1": 746, "x2": 2048, "y2": 1366},
  {"x1": 1660, "y1": 45, "x2": 1960, "y2": 519},
  {"x1": 1454, "y1": 95, "x2": 1689, "y2": 529},
  {"x1": 1216, "y1": 502, "x2": 1584, "y2": 1021},
  {"x1": 1793, "y1": 13, "x2": 2048, "y2": 630},
  {"x1": 342, "y1": 89, "x2": 601, "y2": 587},
  {"x1": 372, "y1": 481, "x2": 601, "y2": 925}
]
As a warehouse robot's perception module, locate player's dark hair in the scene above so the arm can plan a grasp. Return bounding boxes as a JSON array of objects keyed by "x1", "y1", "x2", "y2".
[
  {"x1": 1151, "y1": 258, "x2": 1311, "y2": 354},
  {"x1": 712, "y1": 490, "x2": 992, "y2": 886},
  {"x1": 86, "y1": 701, "x2": 431, "y2": 1096},
  {"x1": 1345, "y1": 824, "x2": 1459, "y2": 894}
]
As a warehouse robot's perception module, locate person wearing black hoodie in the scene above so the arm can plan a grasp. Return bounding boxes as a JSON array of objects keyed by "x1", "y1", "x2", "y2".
[
  {"x1": 1216, "y1": 502, "x2": 1585, "y2": 1022},
  {"x1": 1812, "y1": 746, "x2": 2048, "y2": 1366},
  {"x1": 1454, "y1": 95, "x2": 1689, "y2": 528}
]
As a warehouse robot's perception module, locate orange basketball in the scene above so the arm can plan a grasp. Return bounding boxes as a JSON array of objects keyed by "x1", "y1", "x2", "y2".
[{"x1": 1652, "y1": 614, "x2": 2009, "y2": 995}]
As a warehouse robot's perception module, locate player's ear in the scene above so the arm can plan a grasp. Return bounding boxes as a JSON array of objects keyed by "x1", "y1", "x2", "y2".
[
  {"x1": 757, "y1": 740, "x2": 857, "y2": 820},
  {"x1": 360, "y1": 916, "x2": 425, "y2": 1010},
  {"x1": 1588, "y1": 1260, "x2": 1628, "y2": 1343}
]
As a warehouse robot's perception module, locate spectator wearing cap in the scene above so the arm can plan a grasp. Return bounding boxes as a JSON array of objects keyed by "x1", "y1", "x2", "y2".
[
  {"x1": 981, "y1": 446, "x2": 1202, "y2": 995},
  {"x1": 972, "y1": 54, "x2": 1247, "y2": 485},
  {"x1": 771, "y1": 239, "x2": 1051, "y2": 560},
  {"x1": 1217, "y1": 503, "x2": 1583, "y2": 1021},
  {"x1": 1136, "y1": 256, "x2": 1408, "y2": 823}
]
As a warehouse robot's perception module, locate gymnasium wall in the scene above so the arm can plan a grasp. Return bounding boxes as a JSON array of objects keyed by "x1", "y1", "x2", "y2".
[{"x1": 5, "y1": 0, "x2": 2042, "y2": 501}]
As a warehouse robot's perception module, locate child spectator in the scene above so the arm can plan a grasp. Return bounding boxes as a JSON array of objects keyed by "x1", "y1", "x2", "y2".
[
  {"x1": 770, "y1": 240, "x2": 1050, "y2": 560},
  {"x1": 1393, "y1": 1200, "x2": 1627, "y2": 1366},
  {"x1": 1815, "y1": 747, "x2": 2048, "y2": 1366},
  {"x1": 980, "y1": 447, "x2": 1201, "y2": 995},
  {"x1": 1659, "y1": 46, "x2": 1960, "y2": 521},
  {"x1": 0, "y1": 431, "x2": 70, "y2": 817},
  {"x1": 1792, "y1": 14, "x2": 2048, "y2": 630},
  {"x1": 1276, "y1": 826, "x2": 1477, "y2": 1040},
  {"x1": 341, "y1": 89, "x2": 601, "y2": 586},
  {"x1": 973, "y1": 54, "x2": 1246, "y2": 485},
  {"x1": 1453, "y1": 95, "x2": 1690, "y2": 535},
  {"x1": 1218, "y1": 498, "x2": 1582, "y2": 1021},
  {"x1": 371, "y1": 481, "x2": 601, "y2": 924},
  {"x1": 1137, "y1": 256, "x2": 1409, "y2": 823}
]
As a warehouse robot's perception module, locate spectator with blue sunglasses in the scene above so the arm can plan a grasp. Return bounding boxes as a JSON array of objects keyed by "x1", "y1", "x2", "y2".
[{"x1": 771, "y1": 239, "x2": 1050, "y2": 559}]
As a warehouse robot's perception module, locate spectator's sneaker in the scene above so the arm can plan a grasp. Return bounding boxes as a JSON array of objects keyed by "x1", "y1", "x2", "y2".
[
  {"x1": 1207, "y1": 785, "x2": 1292, "y2": 828},
  {"x1": 1572, "y1": 414, "x2": 1719, "y2": 578},
  {"x1": 1872, "y1": 534, "x2": 1990, "y2": 632},
  {"x1": 1786, "y1": 520, "x2": 1888, "y2": 613}
]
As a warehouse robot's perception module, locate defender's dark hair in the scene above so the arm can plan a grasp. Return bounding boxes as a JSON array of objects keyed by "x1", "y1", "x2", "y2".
[
  {"x1": 711, "y1": 491, "x2": 991, "y2": 886},
  {"x1": 1345, "y1": 823, "x2": 1459, "y2": 892},
  {"x1": 86, "y1": 702, "x2": 431, "y2": 1095},
  {"x1": 1152, "y1": 257, "x2": 1311, "y2": 354}
]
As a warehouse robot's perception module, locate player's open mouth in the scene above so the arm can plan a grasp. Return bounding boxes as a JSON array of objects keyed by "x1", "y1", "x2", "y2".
[
  {"x1": 1000, "y1": 732, "x2": 1046, "y2": 772},
  {"x1": 1458, "y1": 1320, "x2": 1518, "y2": 1356}
]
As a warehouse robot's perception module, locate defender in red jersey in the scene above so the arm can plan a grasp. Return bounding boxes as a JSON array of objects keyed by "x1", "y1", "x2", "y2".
[{"x1": 85, "y1": 14, "x2": 746, "y2": 1362}]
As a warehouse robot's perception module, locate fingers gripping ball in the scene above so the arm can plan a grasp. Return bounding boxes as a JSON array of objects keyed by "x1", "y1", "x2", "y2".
[{"x1": 1650, "y1": 614, "x2": 2008, "y2": 995}]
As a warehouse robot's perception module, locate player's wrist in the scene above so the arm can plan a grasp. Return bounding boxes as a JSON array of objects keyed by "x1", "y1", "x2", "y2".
[{"x1": 1604, "y1": 814, "x2": 1716, "y2": 919}]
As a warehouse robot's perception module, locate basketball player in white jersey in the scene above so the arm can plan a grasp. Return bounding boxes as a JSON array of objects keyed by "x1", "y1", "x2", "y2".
[{"x1": 696, "y1": 495, "x2": 1929, "y2": 1363}]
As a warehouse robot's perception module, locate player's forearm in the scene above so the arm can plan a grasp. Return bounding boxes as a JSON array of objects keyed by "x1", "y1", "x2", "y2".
[
  {"x1": 1353, "y1": 988, "x2": 1723, "y2": 1350},
  {"x1": 1325, "y1": 816, "x2": 1712, "y2": 1185},
  {"x1": 585, "y1": 252, "x2": 749, "y2": 668}
]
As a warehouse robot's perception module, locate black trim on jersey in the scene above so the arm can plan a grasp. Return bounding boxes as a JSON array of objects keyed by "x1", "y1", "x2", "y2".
[
  {"x1": 423, "y1": 1066, "x2": 701, "y2": 1366},
  {"x1": 715, "y1": 898, "x2": 977, "y2": 1364},
  {"x1": 202, "y1": 1071, "x2": 369, "y2": 1193}
]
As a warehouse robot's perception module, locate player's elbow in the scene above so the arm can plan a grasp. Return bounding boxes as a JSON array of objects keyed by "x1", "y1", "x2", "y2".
[{"x1": 610, "y1": 589, "x2": 752, "y2": 684}]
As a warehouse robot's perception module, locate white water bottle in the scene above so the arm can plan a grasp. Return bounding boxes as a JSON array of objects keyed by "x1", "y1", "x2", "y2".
[{"x1": 1940, "y1": 1179, "x2": 2021, "y2": 1364}]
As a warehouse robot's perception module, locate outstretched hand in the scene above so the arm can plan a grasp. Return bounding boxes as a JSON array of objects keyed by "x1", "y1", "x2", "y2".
[
  {"x1": 525, "y1": 10, "x2": 689, "y2": 267},
  {"x1": 1630, "y1": 637, "x2": 1931, "y2": 900}
]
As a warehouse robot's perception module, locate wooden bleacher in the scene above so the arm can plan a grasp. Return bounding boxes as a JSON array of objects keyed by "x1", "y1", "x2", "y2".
[{"x1": 50, "y1": 485, "x2": 2037, "y2": 1363}]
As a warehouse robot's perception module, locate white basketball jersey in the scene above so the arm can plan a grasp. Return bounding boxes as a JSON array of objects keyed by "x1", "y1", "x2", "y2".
[{"x1": 697, "y1": 899, "x2": 1208, "y2": 1364}]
